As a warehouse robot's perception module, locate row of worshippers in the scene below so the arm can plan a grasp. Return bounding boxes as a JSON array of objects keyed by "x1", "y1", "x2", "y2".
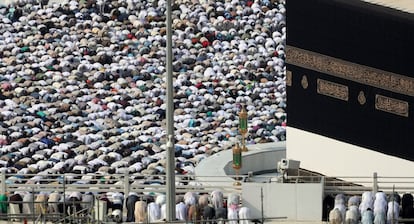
[
  {"x1": 125, "y1": 191, "x2": 254, "y2": 223},
  {"x1": 0, "y1": 0, "x2": 286, "y2": 183},
  {"x1": 2, "y1": 189, "x2": 255, "y2": 223},
  {"x1": 0, "y1": 0, "x2": 286, "y2": 188},
  {"x1": 5, "y1": 191, "x2": 95, "y2": 219},
  {"x1": 327, "y1": 191, "x2": 413, "y2": 224}
]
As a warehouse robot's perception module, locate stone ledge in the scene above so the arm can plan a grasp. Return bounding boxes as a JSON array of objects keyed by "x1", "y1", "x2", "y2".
[{"x1": 195, "y1": 142, "x2": 286, "y2": 188}]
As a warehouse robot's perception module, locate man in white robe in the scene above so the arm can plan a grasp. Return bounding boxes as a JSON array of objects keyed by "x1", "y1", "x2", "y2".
[
  {"x1": 147, "y1": 201, "x2": 161, "y2": 222},
  {"x1": 239, "y1": 206, "x2": 252, "y2": 224},
  {"x1": 176, "y1": 196, "x2": 187, "y2": 221}
]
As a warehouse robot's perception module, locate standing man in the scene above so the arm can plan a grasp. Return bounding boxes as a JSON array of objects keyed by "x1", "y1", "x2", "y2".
[
  {"x1": 40, "y1": 0, "x2": 49, "y2": 9},
  {"x1": 96, "y1": 0, "x2": 106, "y2": 15}
]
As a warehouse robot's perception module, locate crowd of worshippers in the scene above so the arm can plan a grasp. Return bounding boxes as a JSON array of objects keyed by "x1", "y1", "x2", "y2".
[
  {"x1": 0, "y1": 0, "x2": 286, "y2": 187},
  {"x1": 0, "y1": 189, "x2": 257, "y2": 223},
  {"x1": 325, "y1": 191, "x2": 414, "y2": 224},
  {"x1": 0, "y1": 0, "x2": 285, "y2": 222}
]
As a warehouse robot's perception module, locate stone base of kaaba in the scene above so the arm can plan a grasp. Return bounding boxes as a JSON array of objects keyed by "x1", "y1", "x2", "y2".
[{"x1": 287, "y1": 127, "x2": 414, "y2": 178}]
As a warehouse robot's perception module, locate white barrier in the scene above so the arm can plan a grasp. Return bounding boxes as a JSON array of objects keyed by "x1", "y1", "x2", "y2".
[{"x1": 94, "y1": 199, "x2": 107, "y2": 222}]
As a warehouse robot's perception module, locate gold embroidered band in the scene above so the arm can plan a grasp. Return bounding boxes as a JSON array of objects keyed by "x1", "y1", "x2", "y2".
[
  {"x1": 375, "y1": 94, "x2": 409, "y2": 117},
  {"x1": 286, "y1": 45, "x2": 414, "y2": 97},
  {"x1": 317, "y1": 79, "x2": 349, "y2": 101},
  {"x1": 286, "y1": 70, "x2": 292, "y2": 87}
]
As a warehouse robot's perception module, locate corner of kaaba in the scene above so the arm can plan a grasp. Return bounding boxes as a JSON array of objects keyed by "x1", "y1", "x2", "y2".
[{"x1": 286, "y1": 0, "x2": 414, "y2": 162}]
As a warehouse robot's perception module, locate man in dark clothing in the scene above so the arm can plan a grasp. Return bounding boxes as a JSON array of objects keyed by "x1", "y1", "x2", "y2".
[
  {"x1": 40, "y1": 0, "x2": 49, "y2": 9},
  {"x1": 202, "y1": 204, "x2": 215, "y2": 224},
  {"x1": 126, "y1": 192, "x2": 139, "y2": 222},
  {"x1": 215, "y1": 207, "x2": 227, "y2": 224}
]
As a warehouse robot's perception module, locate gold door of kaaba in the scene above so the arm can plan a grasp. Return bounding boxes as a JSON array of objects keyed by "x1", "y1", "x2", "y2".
[{"x1": 286, "y1": 0, "x2": 414, "y2": 161}]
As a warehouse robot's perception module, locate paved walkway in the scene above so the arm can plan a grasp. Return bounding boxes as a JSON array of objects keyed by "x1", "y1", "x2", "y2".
[
  {"x1": 362, "y1": 0, "x2": 414, "y2": 13},
  {"x1": 194, "y1": 142, "x2": 286, "y2": 188}
]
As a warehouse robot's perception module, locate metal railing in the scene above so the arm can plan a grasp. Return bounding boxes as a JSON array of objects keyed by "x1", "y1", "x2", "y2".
[
  {"x1": 0, "y1": 171, "x2": 414, "y2": 222},
  {"x1": 258, "y1": 170, "x2": 414, "y2": 195},
  {"x1": 0, "y1": 200, "x2": 92, "y2": 223},
  {"x1": 3, "y1": 171, "x2": 414, "y2": 197},
  {"x1": 1, "y1": 172, "x2": 245, "y2": 196}
]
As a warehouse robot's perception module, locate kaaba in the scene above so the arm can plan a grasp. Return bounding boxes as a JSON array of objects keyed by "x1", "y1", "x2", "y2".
[{"x1": 286, "y1": 0, "x2": 414, "y2": 162}]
